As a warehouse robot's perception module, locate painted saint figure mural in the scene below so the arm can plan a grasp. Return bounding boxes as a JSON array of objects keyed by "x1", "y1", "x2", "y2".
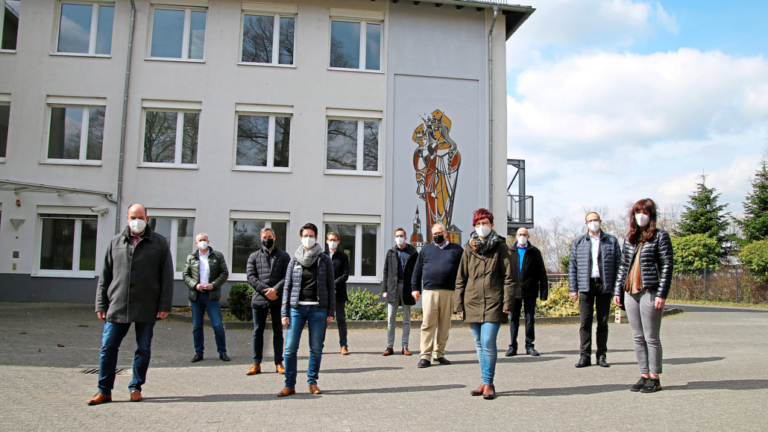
[{"x1": 412, "y1": 109, "x2": 462, "y2": 244}]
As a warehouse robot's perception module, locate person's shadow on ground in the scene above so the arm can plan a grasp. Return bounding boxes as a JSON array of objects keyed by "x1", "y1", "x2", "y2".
[{"x1": 496, "y1": 379, "x2": 768, "y2": 397}]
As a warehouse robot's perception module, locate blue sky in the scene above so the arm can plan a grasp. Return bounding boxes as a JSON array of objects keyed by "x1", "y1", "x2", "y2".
[{"x1": 504, "y1": 0, "x2": 768, "y2": 227}]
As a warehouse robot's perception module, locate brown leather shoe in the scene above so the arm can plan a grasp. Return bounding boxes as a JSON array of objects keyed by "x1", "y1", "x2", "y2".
[
  {"x1": 341, "y1": 347, "x2": 350, "y2": 355},
  {"x1": 402, "y1": 348, "x2": 412, "y2": 356},
  {"x1": 382, "y1": 347, "x2": 394, "y2": 356},
  {"x1": 275, "y1": 363, "x2": 285, "y2": 374},
  {"x1": 470, "y1": 383, "x2": 484, "y2": 396},
  {"x1": 277, "y1": 387, "x2": 295, "y2": 397},
  {"x1": 308, "y1": 385, "x2": 322, "y2": 394},
  {"x1": 247, "y1": 364, "x2": 261, "y2": 375},
  {"x1": 87, "y1": 393, "x2": 112, "y2": 406},
  {"x1": 130, "y1": 391, "x2": 143, "y2": 402},
  {"x1": 483, "y1": 384, "x2": 496, "y2": 400}
]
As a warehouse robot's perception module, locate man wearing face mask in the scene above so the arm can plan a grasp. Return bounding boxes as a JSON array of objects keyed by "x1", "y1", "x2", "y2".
[
  {"x1": 411, "y1": 223, "x2": 463, "y2": 368},
  {"x1": 183, "y1": 233, "x2": 230, "y2": 363},
  {"x1": 89, "y1": 204, "x2": 174, "y2": 405},
  {"x1": 506, "y1": 228, "x2": 548, "y2": 357},
  {"x1": 324, "y1": 232, "x2": 350, "y2": 355},
  {"x1": 381, "y1": 228, "x2": 419, "y2": 356},
  {"x1": 568, "y1": 212, "x2": 622, "y2": 368},
  {"x1": 246, "y1": 227, "x2": 290, "y2": 375}
]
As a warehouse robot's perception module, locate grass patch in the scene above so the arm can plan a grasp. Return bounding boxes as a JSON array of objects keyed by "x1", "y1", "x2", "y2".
[
  {"x1": 171, "y1": 307, "x2": 243, "y2": 322},
  {"x1": 665, "y1": 299, "x2": 768, "y2": 309}
]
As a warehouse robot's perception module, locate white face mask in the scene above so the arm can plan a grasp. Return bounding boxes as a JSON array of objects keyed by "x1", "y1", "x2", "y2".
[
  {"x1": 517, "y1": 235, "x2": 528, "y2": 246},
  {"x1": 302, "y1": 236, "x2": 316, "y2": 249},
  {"x1": 587, "y1": 221, "x2": 601, "y2": 233},
  {"x1": 475, "y1": 225, "x2": 491, "y2": 238},
  {"x1": 197, "y1": 241, "x2": 209, "y2": 250},
  {"x1": 327, "y1": 241, "x2": 338, "y2": 250},
  {"x1": 129, "y1": 218, "x2": 146, "y2": 234},
  {"x1": 395, "y1": 236, "x2": 406, "y2": 246},
  {"x1": 635, "y1": 213, "x2": 650, "y2": 227}
]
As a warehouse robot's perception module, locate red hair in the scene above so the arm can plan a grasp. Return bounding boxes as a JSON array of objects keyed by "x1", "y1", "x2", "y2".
[
  {"x1": 472, "y1": 208, "x2": 494, "y2": 226},
  {"x1": 627, "y1": 198, "x2": 658, "y2": 244}
]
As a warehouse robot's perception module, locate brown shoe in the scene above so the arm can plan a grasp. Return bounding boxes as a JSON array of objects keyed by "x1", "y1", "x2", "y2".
[
  {"x1": 87, "y1": 393, "x2": 112, "y2": 406},
  {"x1": 277, "y1": 387, "x2": 295, "y2": 397},
  {"x1": 402, "y1": 348, "x2": 412, "y2": 356},
  {"x1": 130, "y1": 391, "x2": 143, "y2": 402},
  {"x1": 470, "y1": 383, "x2": 485, "y2": 396},
  {"x1": 308, "y1": 385, "x2": 322, "y2": 394},
  {"x1": 483, "y1": 384, "x2": 496, "y2": 400},
  {"x1": 382, "y1": 347, "x2": 394, "y2": 356},
  {"x1": 276, "y1": 363, "x2": 285, "y2": 374},
  {"x1": 341, "y1": 347, "x2": 350, "y2": 355},
  {"x1": 247, "y1": 364, "x2": 261, "y2": 375}
]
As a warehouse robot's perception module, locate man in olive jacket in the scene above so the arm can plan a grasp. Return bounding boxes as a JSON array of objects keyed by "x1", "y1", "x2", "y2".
[
  {"x1": 89, "y1": 204, "x2": 174, "y2": 406},
  {"x1": 183, "y1": 233, "x2": 230, "y2": 363}
]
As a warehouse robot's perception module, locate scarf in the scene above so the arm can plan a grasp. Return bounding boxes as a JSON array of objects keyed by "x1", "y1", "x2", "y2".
[
  {"x1": 468, "y1": 229, "x2": 504, "y2": 255},
  {"x1": 295, "y1": 243, "x2": 323, "y2": 267}
]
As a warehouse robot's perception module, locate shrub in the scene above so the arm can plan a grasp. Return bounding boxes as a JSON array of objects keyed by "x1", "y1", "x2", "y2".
[
  {"x1": 536, "y1": 279, "x2": 618, "y2": 318},
  {"x1": 672, "y1": 234, "x2": 720, "y2": 275},
  {"x1": 559, "y1": 255, "x2": 570, "y2": 274},
  {"x1": 345, "y1": 287, "x2": 387, "y2": 321},
  {"x1": 740, "y1": 240, "x2": 768, "y2": 284},
  {"x1": 228, "y1": 283, "x2": 253, "y2": 321}
]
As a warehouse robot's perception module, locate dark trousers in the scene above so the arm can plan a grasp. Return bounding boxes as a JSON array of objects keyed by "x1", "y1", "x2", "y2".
[
  {"x1": 509, "y1": 296, "x2": 537, "y2": 350},
  {"x1": 252, "y1": 301, "x2": 284, "y2": 365},
  {"x1": 579, "y1": 278, "x2": 612, "y2": 358},
  {"x1": 336, "y1": 301, "x2": 348, "y2": 348},
  {"x1": 191, "y1": 291, "x2": 226, "y2": 355}
]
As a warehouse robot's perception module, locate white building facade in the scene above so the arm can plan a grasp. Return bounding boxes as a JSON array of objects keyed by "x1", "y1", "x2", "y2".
[{"x1": 0, "y1": 0, "x2": 532, "y2": 305}]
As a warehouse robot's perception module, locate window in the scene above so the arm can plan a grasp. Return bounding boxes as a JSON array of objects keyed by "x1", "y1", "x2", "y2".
[
  {"x1": 47, "y1": 104, "x2": 105, "y2": 162},
  {"x1": 150, "y1": 7, "x2": 206, "y2": 60},
  {"x1": 326, "y1": 117, "x2": 380, "y2": 173},
  {"x1": 148, "y1": 216, "x2": 195, "y2": 273},
  {"x1": 231, "y1": 220, "x2": 287, "y2": 273},
  {"x1": 56, "y1": 2, "x2": 114, "y2": 55},
  {"x1": 38, "y1": 214, "x2": 98, "y2": 274},
  {"x1": 330, "y1": 19, "x2": 381, "y2": 71},
  {"x1": 325, "y1": 223, "x2": 378, "y2": 279},
  {"x1": 142, "y1": 109, "x2": 199, "y2": 166},
  {"x1": 0, "y1": 99, "x2": 8, "y2": 159},
  {"x1": 236, "y1": 112, "x2": 291, "y2": 169},
  {"x1": 241, "y1": 13, "x2": 295, "y2": 65},
  {"x1": 0, "y1": 0, "x2": 20, "y2": 51}
]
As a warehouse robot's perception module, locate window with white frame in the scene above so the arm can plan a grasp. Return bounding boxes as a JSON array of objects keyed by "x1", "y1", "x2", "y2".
[
  {"x1": 329, "y1": 15, "x2": 381, "y2": 71},
  {"x1": 241, "y1": 9, "x2": 295, "y2": 65},
  {"x1": 0, "y1": 97, "x2": 9, "y2": 159},
  {"x1": 231, "y1": 220, "x2": 288, "y2": 273},
  {"x1": 148, "y1": 216, "x2": 195, "y2": 274},
  {"x1": 325, "y1": 223, "x2": 378, "y2": 279},
  {"x1": 56, "y1": 2, "x2": 114, "y2": 55},
  {"x1": 326, "y1": 114, "x2": 380, "y2": 173},
  {"x1": 38, "y1": 214, "x2": 98, "y2": 273},
  {"x1": 142, "y1": 103, "x2": 199, "y2": 166},
  {"x1": 235, "y1": 107, "x2": 291, "y2": 169},
  {"x1": 150, "y1": 6, "x2": 206, "y2": 60},
  {"x1": 47, "y1": 100, "x2": 105, "y2": 162},
  {"x1": 0, "y1": 0, "x2": 20, "y2": 51}
]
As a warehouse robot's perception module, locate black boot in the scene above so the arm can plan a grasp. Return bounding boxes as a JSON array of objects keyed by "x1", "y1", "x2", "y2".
[{"x1": 575, "y1": 356, "x2": 591, "y2": 368}]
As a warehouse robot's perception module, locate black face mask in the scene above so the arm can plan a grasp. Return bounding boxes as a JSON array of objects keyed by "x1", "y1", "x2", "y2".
[
  {"x1": 433, "y1": 234, "x2": 445, "y2": 244},
  {"x1": 262, "y1": 238, "x2": 274, "y2": 249}
]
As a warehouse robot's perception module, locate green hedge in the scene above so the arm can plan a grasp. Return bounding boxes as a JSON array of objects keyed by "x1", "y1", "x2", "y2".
[
  {"x1": 740, "y1": 240, "x2": 768, "y2": 283},
  {"x1": 228, "y1": 283, "x2": 253, "y2": 322},
  {"x1": 345, "y1": 287, "x2": 387, "y2": 321}
]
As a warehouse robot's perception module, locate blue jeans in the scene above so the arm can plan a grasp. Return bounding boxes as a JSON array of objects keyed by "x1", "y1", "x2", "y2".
[
  {"x1": 98, "y1": 321, "x2": 155, "y2": 395},
  {"x1": 284, "y1": 305, "x2": 327, "y2": 389},
  {"x1": 191, "y1": 291, "x2": 227, "y2": 355},
  {"x1": 470, "y1": 322, "x2": 501, "y2": 386}
]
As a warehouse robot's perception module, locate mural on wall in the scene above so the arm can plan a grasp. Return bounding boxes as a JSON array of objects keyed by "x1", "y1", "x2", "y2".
[{"x1": 411, "y1": 109, "x2": 463, "y2": 246}]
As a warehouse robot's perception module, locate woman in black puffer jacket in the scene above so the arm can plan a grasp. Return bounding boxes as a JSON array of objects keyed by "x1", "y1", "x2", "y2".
[{"x1": 614, "y1": 198, "x2": 673, "y2": 394}]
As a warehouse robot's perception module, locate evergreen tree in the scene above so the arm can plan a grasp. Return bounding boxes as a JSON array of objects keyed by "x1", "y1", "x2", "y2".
[
  {"x1": 736, "y1": 159, "x2": 768, "y2": 242},
  {"x1": 676, "y1": 175, "x2": 730, "y2": 254}
]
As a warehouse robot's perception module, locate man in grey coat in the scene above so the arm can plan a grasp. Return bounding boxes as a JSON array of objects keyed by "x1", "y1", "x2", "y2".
[
  {"x1": 569, "y1": 211, "x2": 621, "y2": 369},
  {"x1": 88, "y1": 204, "x2": 174, "y2": 406}
]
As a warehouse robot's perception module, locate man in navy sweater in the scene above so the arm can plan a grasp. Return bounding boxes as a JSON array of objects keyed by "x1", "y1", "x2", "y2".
[{"x1": 411, "y1": 223, "x2": 464, "y2": 368}]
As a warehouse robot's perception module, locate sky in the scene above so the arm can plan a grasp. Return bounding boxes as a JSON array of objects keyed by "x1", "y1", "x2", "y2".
[{"x1": 504, "y1": 0, "x2": 768, "y2": 226}]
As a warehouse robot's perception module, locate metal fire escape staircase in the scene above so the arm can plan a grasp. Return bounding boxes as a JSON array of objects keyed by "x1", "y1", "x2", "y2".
[{"x1": 507, "y1": 159, "x2": 534, "y2": 234}]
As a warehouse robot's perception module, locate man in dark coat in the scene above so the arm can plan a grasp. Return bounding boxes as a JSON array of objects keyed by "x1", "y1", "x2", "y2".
[
  {"x1": 381, "y1": 228, "x2": 418, "y2": 356},
  {"x1": 89, "y1": 204, "x2": 174, "y2": 405},
  {"x1": 246, "y1": 227, "x2": 290, "y2": 375},
  {"x1": 324, "y1": 231, "x2": 351, "y2": 354},
  {"x1": 506, "y1": 227, "x2": 549, "y2": 357}
]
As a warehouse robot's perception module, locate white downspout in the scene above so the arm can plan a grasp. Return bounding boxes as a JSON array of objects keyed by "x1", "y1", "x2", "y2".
[
  {"x1": 488, "y1": 5, "x2": 498, "y2": 210},
  {"x1": 115, "y1": 0, "x2": 136, "y2": 234}
]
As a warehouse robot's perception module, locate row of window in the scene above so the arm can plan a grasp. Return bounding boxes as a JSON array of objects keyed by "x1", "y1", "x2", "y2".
[
  {"x1": 38, "y1": 214, "x2": 379, "y2": 279},
  {"x1": 1, "y1": 1, "x2": 383, "y2": 72},
  {"x1": 0, "y1": 98, "x2": 382, "y2": 173}
]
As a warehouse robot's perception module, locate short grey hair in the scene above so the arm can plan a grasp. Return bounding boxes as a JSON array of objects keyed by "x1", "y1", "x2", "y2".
[
  {"x1": 431, "y1": 223, "x2": 446, "y2": 232},
  {"x1": 260, "y1": 227, "x2": 275, "y2": 237},
  {"x1": 196, "y1": 233, "x2": 209, "y2": 241}
]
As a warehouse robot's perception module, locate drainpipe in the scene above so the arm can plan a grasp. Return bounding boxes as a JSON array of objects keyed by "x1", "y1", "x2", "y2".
[
  {"x1": 487, "y1": 5, "x2": 498, "y2": 210},
  {"x1": 115, "y1": 0, "x2": 136, "y2": 234}
]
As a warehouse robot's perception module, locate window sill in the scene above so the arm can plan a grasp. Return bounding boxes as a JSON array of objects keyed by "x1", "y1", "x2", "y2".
[
  {"x1": 324, "y1": 170, "x2": 382, "y2": 177},
  {"x1": 145, "y1": 57, "x2": 205, "y2": 64},
  {"x1": 50, "y1": 52, "x2": 111, "y2": 59},
  {"x1": 138, "y1": 163, "x2": 199, "y2": 170},
  {"x1": 32, "y1": 271, "x2": 98, "y2": 279},
  {"x1": 327, "y1": 67, "x2": 385, "y2": 75},
  {"x1": 348, "y1": 277, "x2": 380, "y2": 284},
  {"x1": 0, "y1": 49, "x2": 16, "y2": 54},
  {"x1": 238, "y1": 62, "x2": 296, "y2": 69},
  {"x1": 232, "y1": 166, "x2": 292, "y2": 173},
  {"x1": 0, "y1": 157, "x2": 5, "y2": 164},
  {"x1": 41, "y1": 159, "x2": 103, "y2": 167},
  {"x1": 229, "y1": 273, "x2": 247, "y2": 282}
]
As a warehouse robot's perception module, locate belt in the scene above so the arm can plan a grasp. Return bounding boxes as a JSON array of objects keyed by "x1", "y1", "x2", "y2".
[{"x1": 397, "y1": 280, "x2": 404, "y2": 284}]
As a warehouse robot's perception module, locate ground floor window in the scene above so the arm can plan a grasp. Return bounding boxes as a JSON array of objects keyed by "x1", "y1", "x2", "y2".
[
  {"x1": 39, "y1": 214, "x2": 98, "y2": 273},
  {"x1": 324, "y1": 223, "x2": 377, "y2": 278},
  {"x1": 148, "y1": 217, "x2": 195, "y2": 273},
  {"x1": 231, "y1": 220, "x2": 288, "y2": 274}
]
